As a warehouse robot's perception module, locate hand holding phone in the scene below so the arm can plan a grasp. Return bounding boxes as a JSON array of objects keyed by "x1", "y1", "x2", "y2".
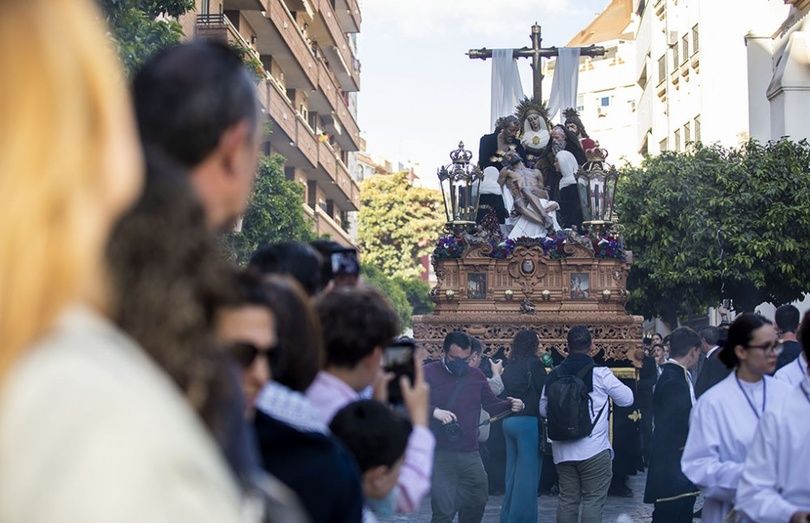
[
  {"x1": 330, "y1": 248, "x2": 360, "y2": 287},
  {"x1": 383, "y1": 341, "x2": 415, "y2": 406}
]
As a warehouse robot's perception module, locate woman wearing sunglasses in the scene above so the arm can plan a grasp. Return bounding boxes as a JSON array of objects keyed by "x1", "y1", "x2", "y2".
[
  {"x1": 218, "y1": 272, "x2": 365, "y2": 523},
  {"x1": 681, "y1": 313, "x2": 793, "y2": 523}
]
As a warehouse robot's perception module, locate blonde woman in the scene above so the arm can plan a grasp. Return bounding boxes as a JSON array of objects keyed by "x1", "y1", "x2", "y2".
[{"x1": 0, "y1": 1, "x2": 243, "y2": 521}]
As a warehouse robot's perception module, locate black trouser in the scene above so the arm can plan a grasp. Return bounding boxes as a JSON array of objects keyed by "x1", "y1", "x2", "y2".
[{"x1": 652, "y1": 496, "x2": 696, "y2": 523}]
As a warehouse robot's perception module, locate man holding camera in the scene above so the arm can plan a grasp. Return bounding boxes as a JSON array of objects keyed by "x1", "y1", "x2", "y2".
[{"x1": 425, "y1": 331, "x2": 524, "y2": 523}]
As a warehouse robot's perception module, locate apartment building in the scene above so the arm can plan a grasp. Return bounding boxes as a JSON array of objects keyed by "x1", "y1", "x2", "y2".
[
  {"x1": 542, "y1": 0, "x2": 642, "y2": 166},
  {"x1": 633, "y1": 0, "x2": 787, "y2": 156},
  {"x1": 746, "y1": 0, "x2": 810, "y2": 142},
  {"x1": 180, "y1": 0, "x2": 364, "y2": 246}
]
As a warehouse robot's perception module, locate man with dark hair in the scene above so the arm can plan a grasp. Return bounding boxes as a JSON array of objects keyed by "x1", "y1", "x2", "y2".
[
  {"x1": 249, "y1": 242, "x2": 325, "y2": 297},
  {"x1": 775, "y1": 304, "x2": 803, "y2": 370},
  {"x1": 305, "y1": 286, "x2": 434, "y2": 514},
  {"x1": 540, "y1": 325, "x2": 634, "y2": 523},
  {"x1": 692, "y1": 325, "x2": 721, "y2": 383},
  {"x1": 425, "y1": 331, "x2": 524, "y2": 523},
  {"x1": 695, "y1": 325, "x2": 730, "y2": 398},
  {"x1": 133, "y1": 41, "x2": 262, "y2": 231},
  {"x1": 644, "y1": 326, "x2": 702, "y2": 522},
  {"x1": 330, "y1": 400, "x2": 413, "y2": 522}
]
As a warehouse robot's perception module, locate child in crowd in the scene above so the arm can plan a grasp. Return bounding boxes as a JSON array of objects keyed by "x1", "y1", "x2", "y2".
[{"x1": 330, "y1": 400, "x2": 414, "y2": 522}]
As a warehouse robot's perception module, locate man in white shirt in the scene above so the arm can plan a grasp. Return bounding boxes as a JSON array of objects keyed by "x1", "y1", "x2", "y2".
[
  {"x1": 774, "y1": 351, "x2": 808, "y2": 387},
  {"x1": 539, "y1": 325, "x2": 634, "y2": 523}
]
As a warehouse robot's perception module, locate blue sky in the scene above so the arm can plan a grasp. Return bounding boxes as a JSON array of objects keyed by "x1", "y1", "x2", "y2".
[{"x1": 356, "y1": 0, "x2": 612, "y2": 187}]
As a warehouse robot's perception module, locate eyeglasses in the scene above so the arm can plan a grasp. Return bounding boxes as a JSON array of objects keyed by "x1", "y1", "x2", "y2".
[
  {"x1": 745, "y1": 342, "x2": 783, "y2": 355},
  {"x1": 226, "y1": 341, "x2": 279, "y2": 369}
]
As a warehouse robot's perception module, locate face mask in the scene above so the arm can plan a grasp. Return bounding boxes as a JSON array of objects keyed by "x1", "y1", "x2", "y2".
[{"x1": 446, "y1": 358, "x2": 469, "y2": 377}]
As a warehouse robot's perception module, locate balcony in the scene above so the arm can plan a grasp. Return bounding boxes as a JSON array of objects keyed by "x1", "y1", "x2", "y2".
[
  {"x1": 311, "y1": 0, "x2": 360, "y2": 91},
  {"x1": 314, "y1": 205, "x2": 355, "y2": 246},
  {"x1": 335, "y1": 0, "x2": 361, "y2": 33},
  {"x1": 308, "y1": 59, "x2": 362, "y2": 151},
  {"x1": 243, "y1": 0, "x2": 319, "y2": 90},
  {"x1": 223, "y1": 0, "x2": 267, "y2": 10},
  {"x1": 196, "y1": 13, "x2": 259, "y2": 56}
]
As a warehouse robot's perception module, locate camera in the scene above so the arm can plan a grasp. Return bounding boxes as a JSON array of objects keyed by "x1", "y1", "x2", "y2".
[{"x1": 442, "y1": 421, "x2": 463, "y2": 443}]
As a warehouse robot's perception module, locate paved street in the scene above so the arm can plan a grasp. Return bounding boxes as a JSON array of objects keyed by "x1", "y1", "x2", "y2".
[{"x1": 381, "y1": 471, "x2": 660, "y2": 522}]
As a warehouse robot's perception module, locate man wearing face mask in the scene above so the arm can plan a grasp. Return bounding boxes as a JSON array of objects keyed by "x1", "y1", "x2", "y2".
[{"x1": 425, "y1": 331, "x2": 524, "y2": 523}]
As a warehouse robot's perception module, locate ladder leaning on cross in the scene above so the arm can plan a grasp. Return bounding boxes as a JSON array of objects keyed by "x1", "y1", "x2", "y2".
[{"x1": 467, "y1": 23, "x2": 606, "y2": 103}]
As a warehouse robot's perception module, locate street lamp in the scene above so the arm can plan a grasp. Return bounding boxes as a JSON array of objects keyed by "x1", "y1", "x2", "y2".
[
  {"x1": 437, "y1": 141, "x2": 484, "y2": 234},
  {"x1": 576, "y1": 147, "x2": 620, "y2": 232}
]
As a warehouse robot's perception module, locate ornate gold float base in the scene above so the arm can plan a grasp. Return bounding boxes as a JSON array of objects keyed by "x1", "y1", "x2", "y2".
[{"x1": 415, "y1": 242, "x2": 643, "y2": 367}]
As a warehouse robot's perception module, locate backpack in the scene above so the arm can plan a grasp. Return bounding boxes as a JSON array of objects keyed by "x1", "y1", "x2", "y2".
[{"x1": 545, "y1": 362, "x2": 607, "y2": 441}]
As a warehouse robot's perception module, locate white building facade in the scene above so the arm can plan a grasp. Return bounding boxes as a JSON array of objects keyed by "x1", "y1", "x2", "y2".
[
  {"x1": 633, "y1": 0, "x2": 789, "y2": 156},
  {"x1": 542, "y1": 0, "x2": 642, "y2": 166},
  {"x1": 746, "y1": 0, "x2": 810, "y2": 141}
]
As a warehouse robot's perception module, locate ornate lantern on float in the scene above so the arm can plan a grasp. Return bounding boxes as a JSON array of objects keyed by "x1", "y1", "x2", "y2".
[
  {"x1": 437, "y1": 141, "x2": 484, "y2": 234},
  {"x1": 576, "y1": 147, "x2": 620, "y2": 233}
]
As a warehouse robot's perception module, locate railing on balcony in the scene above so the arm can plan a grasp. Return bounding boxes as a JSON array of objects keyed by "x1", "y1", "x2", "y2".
[{"x1": 196, "y1": 14, "x2": 268, "y2": 77}]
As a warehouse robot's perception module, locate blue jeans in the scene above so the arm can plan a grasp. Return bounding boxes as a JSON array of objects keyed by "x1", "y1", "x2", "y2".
[{"x1": 501, "y1": 416, "x2": 540, "y2": 523}]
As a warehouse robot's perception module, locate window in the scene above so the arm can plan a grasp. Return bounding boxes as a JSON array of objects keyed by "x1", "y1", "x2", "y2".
[
  {"x1": 682, "y1": 35, "x2": 689, "y2": 62},
  {"x1": 695, "y1": 115, "x2": 701, "y2": 143},
  {"x1": 201, "y1": 0, "x2": 210, "y2": 14},
  {"x1": 600, "y1": 96, "x2": 611, "y2": 107},
  {"x1": 672, "y1": 45, "x2": 679, "y2": 69},
  {"x1": 674, "y1": 129, "x2": 681, "y2": 151},
  {"x1": 576, "y1": 94, "x2": 585, "y2": 112},
  {"x1": 659, "y1": 138, "x2": 668, "y2": 152},
  {"x1": 692, "y1": 24, "x2": 699, "y2": 53},
  {"x1": 658, "y1": 55, "x2": 666, "y2": 84},
  {"x1": 684, "y1": 122, "x2": 691, "y2": 144}
]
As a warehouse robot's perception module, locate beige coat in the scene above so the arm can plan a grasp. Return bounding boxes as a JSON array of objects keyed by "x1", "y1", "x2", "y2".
[{"x1": 0, "y1": 306, "x2": 245, "y2": 523}]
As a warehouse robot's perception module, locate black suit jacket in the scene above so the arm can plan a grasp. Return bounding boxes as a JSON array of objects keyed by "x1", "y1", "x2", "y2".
[
  {"x1": 643, "y1": 363, "x2": 699, "y2": 504},
  {"x1": 695, "y1": 349, "x2": 730, "y2": 398},
  {"x1": 776, "y1": 340, "x2": 802, "y2": 371}
]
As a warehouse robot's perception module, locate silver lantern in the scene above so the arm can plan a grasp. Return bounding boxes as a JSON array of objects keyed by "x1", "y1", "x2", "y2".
[{"x1": 437, "y1": 141, "x2": 484, "y2": 231}]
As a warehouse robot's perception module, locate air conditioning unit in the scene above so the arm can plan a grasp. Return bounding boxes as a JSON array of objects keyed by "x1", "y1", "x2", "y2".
[{"x1": 667, "y1": 31, "x2": 678, "y2": 45}]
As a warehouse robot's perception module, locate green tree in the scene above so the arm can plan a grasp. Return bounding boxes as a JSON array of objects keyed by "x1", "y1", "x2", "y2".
[
  {"x1": 98, "y1": 0, "x2": 194, "y2": 76},
  {"x1": 227, "y1": 154, "x2": 316, "y2": 264},
  {"x1": 395, "y1": 277, "x2": 435, "y2": 316},
  {"x1": 361, "y1": 265, "x2": 412, "y2": 329},
  {"x1": 358, "y1": 172, "x2": 444, "y2": 281},
  {"x1": 616, "y1": 139, "x2": 810, "y2": 325}
]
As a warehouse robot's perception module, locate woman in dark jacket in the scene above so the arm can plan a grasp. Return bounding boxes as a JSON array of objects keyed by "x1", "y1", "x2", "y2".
[{"x1": 500, "y1": 330, "x2": 547, "y2": 523}]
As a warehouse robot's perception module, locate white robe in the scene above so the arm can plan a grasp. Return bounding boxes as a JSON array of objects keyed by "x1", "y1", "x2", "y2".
[
  {"x1": 736, "y1": 375, "x2": 810, "y2": 523},
  {"x1": 774, "y1": 352, "x2": 808, "y2": 387},
  {"x1": 681, "y1": 373, "x2": 793, "y2": 523}
]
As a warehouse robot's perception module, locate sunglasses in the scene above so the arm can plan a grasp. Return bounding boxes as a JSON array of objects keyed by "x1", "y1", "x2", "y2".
[{"x1": 226, "y1": 341, "x2": 280, "y2": 369}]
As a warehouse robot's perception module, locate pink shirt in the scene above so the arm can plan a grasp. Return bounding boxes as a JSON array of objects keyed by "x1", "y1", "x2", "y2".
[{"x1": 305, "y1": 371, "x2": 435, "y2": 513}]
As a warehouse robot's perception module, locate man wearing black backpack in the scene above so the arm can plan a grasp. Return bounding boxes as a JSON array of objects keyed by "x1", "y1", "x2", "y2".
[{"x1": 539, "y1": 325, "x2": 634, "y2": 523}]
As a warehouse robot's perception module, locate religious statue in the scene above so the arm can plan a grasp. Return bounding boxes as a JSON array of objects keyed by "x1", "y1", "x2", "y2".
[
  {"x1": 498, "y1": 151, "x2": 561, "y2": 240},
  {"x1": 551, "y1": 124, "x2": 587, "y2": 166},
  {"x1": 478, "y1": 115, "x2": 525, "y2": 172},
  {"x1": 473, "y1": 166, "x2": 509, "y2": 239},
  {"x1": 515, "y1": 98, "x2": 551, "y2": 168},
  {"x1": 555, "y1": 149, "x2": 584, "y2": 230},
  {"x1": 564, "y1": 108, "x2": 598, "y2": 154}
]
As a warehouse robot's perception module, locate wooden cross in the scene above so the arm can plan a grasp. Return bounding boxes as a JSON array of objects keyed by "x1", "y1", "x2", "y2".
[{"x1": 468, "y1": 23, "x2": 606, "y2": 103}]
